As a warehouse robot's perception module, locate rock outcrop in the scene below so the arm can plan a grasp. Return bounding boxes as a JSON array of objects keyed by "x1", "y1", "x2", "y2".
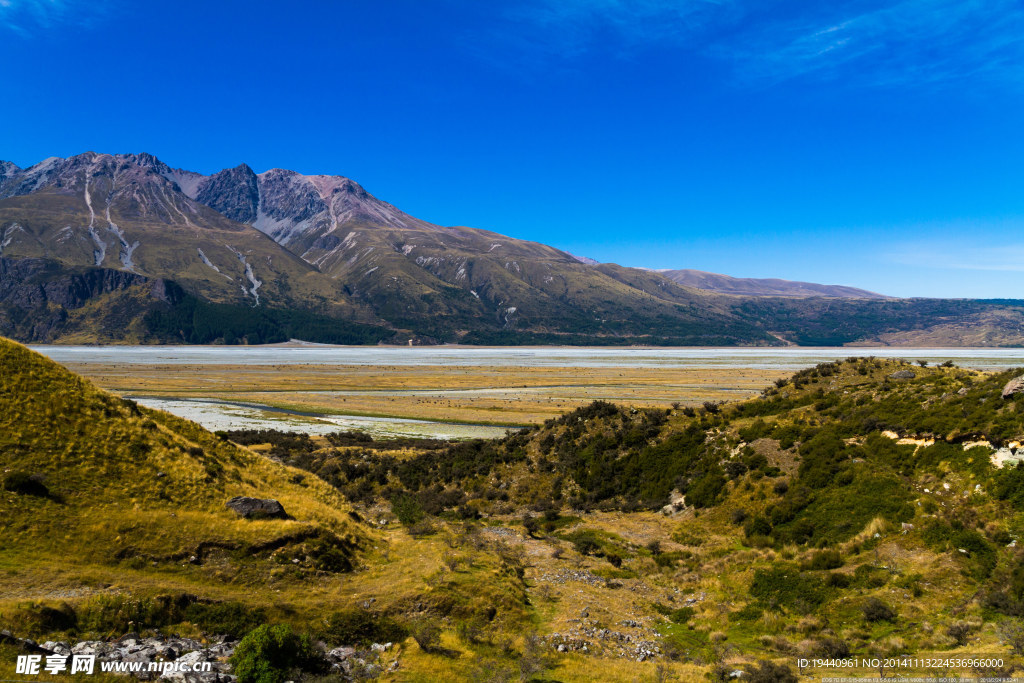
[
  {"x1": 1002, "y1": 376, "x2": 1024, "y2": 399},
  {"x1": 889, "y1": 370, "x2": 916, "y2": 380},
  {"x1": 225, "y1": 496, "x2": 288, "y2": 519}
]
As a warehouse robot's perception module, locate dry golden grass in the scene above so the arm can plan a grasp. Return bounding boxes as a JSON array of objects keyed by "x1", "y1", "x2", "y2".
[{"x1": 61, "y1": 362, "x2": 786, "y2": 425}]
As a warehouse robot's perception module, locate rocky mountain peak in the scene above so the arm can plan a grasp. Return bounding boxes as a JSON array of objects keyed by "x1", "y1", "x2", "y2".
[
  {"x1": 0, "y1": 161, "x2": 20, "y2": 185},
  {"x1": 194, "y1": 163, "x2": 260, "y2": 224},
  {"x1": 0, "y1": 156, "x2": 64, "y2": 198}
]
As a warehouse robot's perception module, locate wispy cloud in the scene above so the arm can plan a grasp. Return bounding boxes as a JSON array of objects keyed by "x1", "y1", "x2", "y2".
[
  {"x1": 485, "y1": 0, "x2": 1024, "y2": 88},
  {"x1": 884, "y1": 243, "x2": 1024, "y2": 273},
  {"x1": 0, "y1": 0, "x2": 111, "y2": 37},
  {"x1": 729, "y1": 0, "x2": 1024, "y2": 87},
  {"x1": 465, "y1": 0, "x2": 730, "y2": 74}
]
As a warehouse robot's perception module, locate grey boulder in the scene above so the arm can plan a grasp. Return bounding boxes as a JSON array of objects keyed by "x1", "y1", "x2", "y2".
[{"x1": 225, "y1": 496, "x2": 288, "y2": 519}]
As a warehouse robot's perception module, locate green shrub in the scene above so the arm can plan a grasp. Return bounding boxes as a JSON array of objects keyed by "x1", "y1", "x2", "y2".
[
  {"x1": 686, "y1": 470, "x2": 726, "y2": 507},
  {"x1": 570, "y1": 532, "x2": 602, "y2": 556},
  {"x1": 744, "y1": 660, "x2": 798, "y2": 683},
  {"x1": 800, "y1": 550, "x2": 843, "y2": 571},
  {"x1": 668, "y1": 606, "x2": 695, "y2": 624},
  {"x1": 183, "y1": 602, "x2": 267, "y2": 638},
  {"x1": 307, "y1": 536, "x2": 354, "y2": 573},
  {"x1": 391, "y1": 494, "x2": 425, "y2": 526},
  {"x1": 730, "y1": 603, "x2": 764, "y2": 621},
  {"x1": 230, "y1": 624, "x2": 325, "y2": 683},
  {"x1": 817, "y1": 638, "x2": 851, "y2": 658},
  {"x1": 412, "y1": 621, "x2": 442, "y2": 653},
  {"x1": 739, "y1": 420, "x2": 773, "y2": 442},
  {"x1": 826, "y1": 572, "x2": 851, "y2": 588},
  {"x1": 774, "y1": 424, "x2": 802, "y2": 450},
  {"x1": 744, "y1": 516, "x2": 772, "y2": 538},
  {"x1": 749, "y1": 566, "x2": 827, "y2": 612},
  {"x1": 77, "y1": 593, "x2": 194, "y2": 635},
  {"x1": 862, "y1": 597, "x2": 896, "y2": 622},
  {"x1": 320, "y1": 609, "x2": 408, "y2": 647},
  {"x1": 8, "y1": 602, "x2": 78, "y2": 635},
  {"x1": 951, "y1": 528, "x2": 997, "y2": 579},
  {"x1": 894, "y1": 573, "x2": 925, "y2": 598},
  {"x1": 853, "y1": 564, "x2": 889, "y2": 588},
  {"x1": 654, "y1": 553, "x2": 678, "y2": 568}
]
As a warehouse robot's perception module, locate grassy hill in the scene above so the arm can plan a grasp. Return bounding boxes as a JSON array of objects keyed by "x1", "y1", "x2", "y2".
[
  {"x1": 265, "y1": 357, "x2": 1024, "y2": 678},
  {"x1": 6, "y1": 342, "x2": 1024, "y2": 680},
  {"x1": 0, "y1": 337, "x2": 367, "y2": 637}
]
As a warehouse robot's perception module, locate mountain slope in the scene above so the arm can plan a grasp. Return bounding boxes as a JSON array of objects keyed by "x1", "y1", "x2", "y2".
[
  {"x1": 0, "y1": 153, "x2": 367, "y2": 318},
  {"x1": 261, "y1": 358, "x2": 1024, "y2": 677},
  {"x1": 163, "y1": 157, "x2": 769, "y2": 340},
  {"x1": 654, "y1": 268, "x2": 888, "y2": 298},
  {"x1": 0, "y1": 152, "x2": 783, "y2": 345},
  {"x1": 0, "y1": 336, "x2": 367, "y2": 604}
]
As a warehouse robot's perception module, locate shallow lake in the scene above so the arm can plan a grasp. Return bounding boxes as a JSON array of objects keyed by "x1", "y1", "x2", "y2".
[{"x1": 130, "y1": 396, "x2": 513, "y2": 440}]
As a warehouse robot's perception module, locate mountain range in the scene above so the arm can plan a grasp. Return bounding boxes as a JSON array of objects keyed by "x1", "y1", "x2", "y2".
[
  {"x1": 651, "y1": 269, "x2": 887, "y2": 299},
  {"x1": 1, "y1": 151, "x2": 1022, "y2": 346}
]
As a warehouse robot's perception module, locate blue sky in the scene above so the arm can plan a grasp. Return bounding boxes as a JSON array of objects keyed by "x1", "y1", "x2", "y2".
[{"x1": 1, "y1": 0, "x2": 1022, "y2": 297}]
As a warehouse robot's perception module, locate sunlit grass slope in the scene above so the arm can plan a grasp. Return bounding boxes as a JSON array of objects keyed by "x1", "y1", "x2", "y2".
[{"x1": 0, "y1": 336, "x2": 368, "y2": 615}]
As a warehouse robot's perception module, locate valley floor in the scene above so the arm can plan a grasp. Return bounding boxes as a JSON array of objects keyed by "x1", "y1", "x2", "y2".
[{"x1": 57, "y1": 362, "x2": 785, "y2": 434}]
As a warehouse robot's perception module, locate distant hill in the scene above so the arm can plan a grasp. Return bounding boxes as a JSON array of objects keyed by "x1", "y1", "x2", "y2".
[{"x1": 651, "y1": 268, "x2": 888, "y2": 299}]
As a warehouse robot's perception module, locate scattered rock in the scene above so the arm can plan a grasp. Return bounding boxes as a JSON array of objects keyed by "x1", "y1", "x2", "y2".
[
  {"x1": 536, "y1": 569, "x2": 605, "y2": 586},
  {"x1": 889, "y1": 370, "x2": 916, "y2": 380},
  {"x1": 225, "y1": 496, "x2": 288, "y2": 519}
]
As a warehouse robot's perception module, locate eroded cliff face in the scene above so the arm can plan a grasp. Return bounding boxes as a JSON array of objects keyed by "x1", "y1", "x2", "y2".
[{"x1": 0, "y1": 257, "x2": 181, "y2": 342}]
